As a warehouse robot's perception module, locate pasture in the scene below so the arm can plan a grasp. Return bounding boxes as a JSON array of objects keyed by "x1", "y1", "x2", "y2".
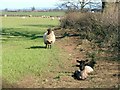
[
  {"x1": 1, "y1": 11, "x2": 65, "y2": 17},
  {"x1": 2, "y1": 16, "x2": 68, "y2": 86},
  {"x1": 1, "y1": 16, "x2": 119, "y2": 88}
]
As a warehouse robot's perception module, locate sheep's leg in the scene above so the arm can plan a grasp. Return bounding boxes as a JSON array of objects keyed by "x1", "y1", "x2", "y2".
[
  {"x1": 81, "y1": 71, "x2": 87, "y2": 80},
  {"x1": 50, "y1": 44, "x2": 52, "y2": 49},
  {"x1": 45, "y1": 44, "x2": 47, "y2": 48},
  {"x1": 47, "y1": 44, "x2": 51, "y2": 49},
  {"x1": 48, "y1": 44, "x2": 49, "y2": 49},
  {"x1": 47, "y1": 44, "x2": 49, "y2": 49}
]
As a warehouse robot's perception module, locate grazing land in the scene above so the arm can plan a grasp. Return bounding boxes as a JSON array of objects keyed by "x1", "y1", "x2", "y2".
[
  {"x1": 2, "y1": 16, "x2": 65, "y2": 85},
  {"x1": 1, "y1": 16, "x2": 119, "y2": 88},
  {"x1": 1, "y1": 11, "x2": 65, "y2": 16}
]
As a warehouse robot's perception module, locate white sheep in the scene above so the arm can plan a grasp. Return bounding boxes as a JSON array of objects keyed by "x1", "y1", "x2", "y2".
[
  {"x1": 73, "y1": 66, "x2": 93, "y2": 80},
  {"x1": 4, "y1": 14, "x2": 7, "y2": 17},
  {"x1": 29, "y1": 15, "x2": 32, "y2": 17},
  {"x1": 80, "y1": 65, "x2": 94, "y2": 79},
  {"x1": 21, "y1": 16, "x2": 26, "y2": 19},
  {"x1": 58, "y1": 17, "x2": 60, "y2": 20},
  {"x1": 73, "y1": 59, "x2": 96, "y2": 80},
  {"x1": 42, "y1": 15, "x2": 46, "y2": 18},
  {"x1": 51, "y1": 17, "x2": 55, "y2": 20},
  {"x1": 43, "y1": 28, "x2": 55, "y2": 49}
]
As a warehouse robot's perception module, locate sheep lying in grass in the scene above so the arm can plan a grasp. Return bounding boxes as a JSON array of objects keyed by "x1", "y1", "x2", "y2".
[
  {"x1": 43, "y1": 28, "x2": 55, "y2": 49},
  {"x1": 73, "y1": 59, "x2": 96, "y2": 80}
]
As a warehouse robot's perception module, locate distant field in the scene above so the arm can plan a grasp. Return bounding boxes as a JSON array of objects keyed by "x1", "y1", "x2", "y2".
[{"x1": 1, "y1": 11, "x2": 65, "y2": 16}]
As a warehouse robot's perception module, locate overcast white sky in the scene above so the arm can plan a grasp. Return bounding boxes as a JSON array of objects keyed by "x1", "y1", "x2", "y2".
[{"x1": 0, "y1": 0, "x2": 59, "y2": 10}]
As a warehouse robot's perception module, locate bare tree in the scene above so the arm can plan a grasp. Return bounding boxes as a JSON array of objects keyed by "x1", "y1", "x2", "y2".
[
  {"x1": 101, "y1": 0, "x2": 119, "y2": 12},
  {"x1": 4, "y1": 8, "x2": 8, "y2": 11},
  {"x1": 57, "y1": 0, "x2": 92, "y2": 11},
  {"x1": 78, "y1": 0, "x2": 91, "y2": 11},
  {"x1": 31, "y1": 6, "x2": 35, "y2": 11},
  {"x1": 57, "y1": 0, "x2": 119, "y2": 12},
  {"x1": 57, "y1": 0, "x2": 102, "y2": 12}
]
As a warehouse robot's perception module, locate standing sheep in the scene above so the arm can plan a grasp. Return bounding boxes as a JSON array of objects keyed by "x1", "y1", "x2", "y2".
[{"x1": 43, "y1": 28, "x2": 55, "y2": 49}]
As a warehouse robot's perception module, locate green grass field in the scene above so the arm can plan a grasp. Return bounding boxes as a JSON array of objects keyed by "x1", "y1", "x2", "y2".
[
  {"x1": 1, "y1": 11, "x2": 65, "y2": 16},
  {"x1": 1, "y1": 17, "x2": 66, "y2": 84}
]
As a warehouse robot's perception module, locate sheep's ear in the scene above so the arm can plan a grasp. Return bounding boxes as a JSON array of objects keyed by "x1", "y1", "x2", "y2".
[
  {"x1": 91, "y1": 60, "x2": 97, "y2": 64},
  {"x1": 76, "y1": 60, "x2": 83, "y2": 64},
  {"x1": 76, "y1": 60, "x2": 80, "y2": 63},
  {"x1": 85, "y1": 59, "x2": 89, "y2": 62},
  {"x1": 76, "y1": 65, "x2": 80, "y2": 67}
]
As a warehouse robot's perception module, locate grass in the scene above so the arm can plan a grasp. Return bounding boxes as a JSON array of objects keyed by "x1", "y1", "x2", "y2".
[
  {"x1": 1, "y1": 16, "x2": 66, "y2": 84},
  {"x1": 1, "y1": 11, "x2": 65, "y2": 16}
]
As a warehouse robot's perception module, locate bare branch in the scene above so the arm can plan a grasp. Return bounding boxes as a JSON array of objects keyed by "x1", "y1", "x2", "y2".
[{"x1": 57, "y1": 0, "x2": 102, "y2": 12}]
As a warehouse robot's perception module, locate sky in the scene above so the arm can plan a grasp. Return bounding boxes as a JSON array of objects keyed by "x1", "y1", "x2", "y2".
[
  {"x1": 0, "y1": 0, "x2": 59, "y2": 10},
  {"x1": 0, "y1": 0, "x2": 105, "y2": 10}
]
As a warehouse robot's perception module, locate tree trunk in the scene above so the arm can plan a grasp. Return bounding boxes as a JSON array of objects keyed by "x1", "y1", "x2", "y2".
[
  {"x1": 101, "y1": 0, "x2": 119, "y2": 26},
  {"x1": 101, "y1": 0, "x2": 119, "y2": 12}
]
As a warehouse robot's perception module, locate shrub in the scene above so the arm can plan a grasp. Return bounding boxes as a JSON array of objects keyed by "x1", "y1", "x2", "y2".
[
  {"x1": 60, "y1": 5, "x2": 119, "y2": 59},
  {"x1": 60, "y1": 10, "x2": 118, "y2": 49}
]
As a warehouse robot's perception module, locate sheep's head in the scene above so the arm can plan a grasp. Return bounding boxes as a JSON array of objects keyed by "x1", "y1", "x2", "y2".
[
  {"x1": 47, "y1": 28, "x2": 52, "y2": 35},
  {"x1": 76, "y1": 59, "x2": 89, "y2": 71},
  {"x1": 86, "y1": 60, "x2": 97, "y2": 68},
  {"x1": 76, "y1": 59, "x2": 97, "y2": 70}
]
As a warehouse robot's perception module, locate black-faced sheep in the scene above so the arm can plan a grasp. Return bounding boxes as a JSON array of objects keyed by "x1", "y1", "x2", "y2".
[
  {"x1": 43, "y1": 28, "x2": 55, "y2": 49},
  {"x1": 73, "y1": 59, "x2": 96, "y2": 80}
]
